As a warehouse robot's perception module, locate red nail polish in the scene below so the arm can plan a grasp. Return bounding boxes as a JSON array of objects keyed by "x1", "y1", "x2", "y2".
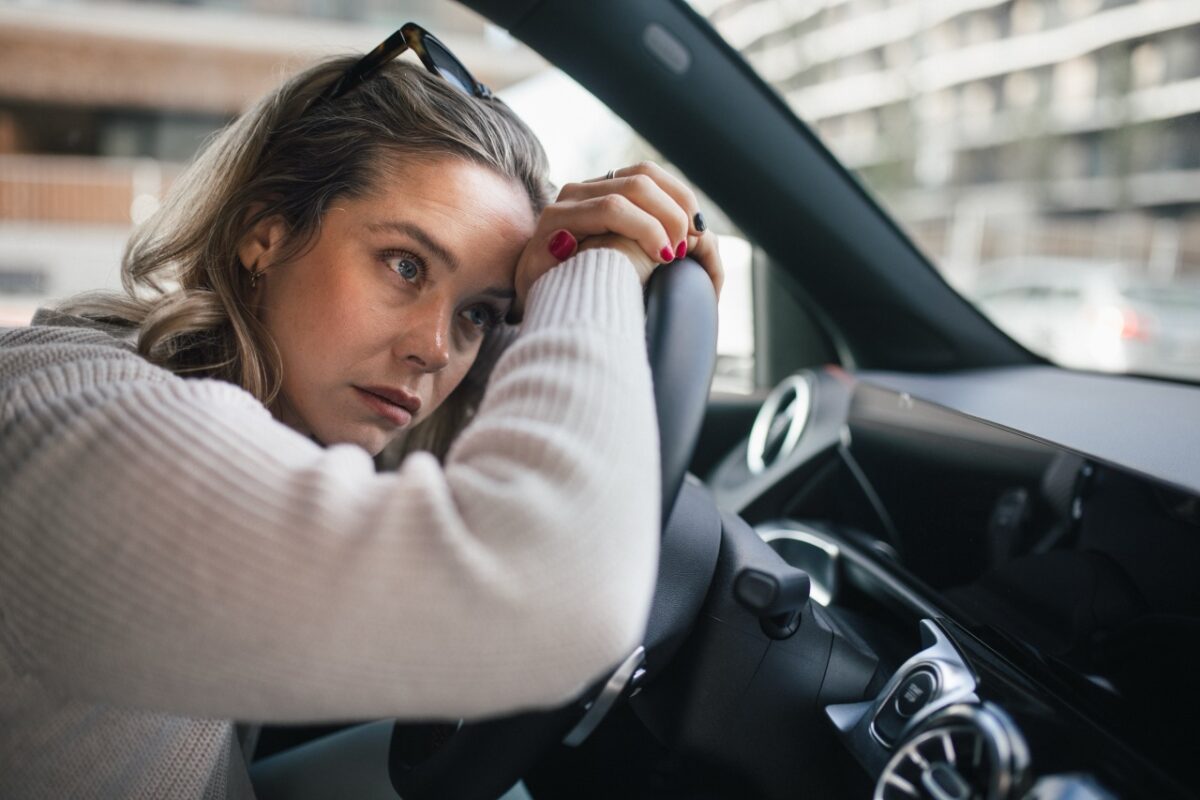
[
  {"x1": 659, "y1": 246, "x2": 674, "y2": 262},
  {"x1": 675, "y1": 241, "x2": 687, "y2": 260},
  {"x1": 549, "y1": 230, "x2": 576, "y2": 261}
]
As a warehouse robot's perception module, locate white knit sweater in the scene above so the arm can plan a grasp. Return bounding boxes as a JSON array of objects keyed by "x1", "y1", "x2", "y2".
[{"x1": 0, "y1": 249, "x2": 661, "y2": 798}]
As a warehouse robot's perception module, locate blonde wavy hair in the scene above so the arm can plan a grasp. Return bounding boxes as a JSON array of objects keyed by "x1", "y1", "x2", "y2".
[{"x1": 60, "y1": 57, "x2": 553, "y2": 461}]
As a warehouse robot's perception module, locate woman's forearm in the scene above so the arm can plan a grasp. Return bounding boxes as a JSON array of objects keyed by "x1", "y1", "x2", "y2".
[{"x1": 0, "y1": 248, "x2": 659, "y2": 722}]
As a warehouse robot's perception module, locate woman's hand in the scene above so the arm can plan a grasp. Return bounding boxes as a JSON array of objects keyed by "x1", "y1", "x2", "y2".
[{"x1": 510, "y1": 162, "x2": 724, "y2": 320}]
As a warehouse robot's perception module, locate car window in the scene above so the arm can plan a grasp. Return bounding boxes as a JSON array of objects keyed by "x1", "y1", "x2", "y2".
[
  {"x1": 0, "y1": 0, "x2": 757, "y2": 392},
  {"x1": 687, "y1": 0, "x2": 1200, "y2": 383}
]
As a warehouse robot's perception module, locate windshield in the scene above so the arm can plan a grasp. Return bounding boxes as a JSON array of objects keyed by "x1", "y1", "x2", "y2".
[{"x1": 689, "y1": 0, "x2": 1200, "y2": 382}]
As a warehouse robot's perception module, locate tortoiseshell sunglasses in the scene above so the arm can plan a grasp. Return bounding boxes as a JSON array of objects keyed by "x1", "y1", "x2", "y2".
[{"x1": 323, "y1": 22, "x2": 494, "y2": 102}]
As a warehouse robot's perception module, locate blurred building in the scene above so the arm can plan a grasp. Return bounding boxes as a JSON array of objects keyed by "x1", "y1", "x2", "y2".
[
  {"x1": 0, "y1": 0, "x2": 545, "y2": 323},
  {"x1": 693, "y1": 0, "x2": 1200, "y2": 288}
]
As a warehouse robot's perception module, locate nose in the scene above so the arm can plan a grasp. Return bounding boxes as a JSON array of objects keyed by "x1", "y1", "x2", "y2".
[{"x1": 397, "y1": 296, "x2": 452, "y2": 373}]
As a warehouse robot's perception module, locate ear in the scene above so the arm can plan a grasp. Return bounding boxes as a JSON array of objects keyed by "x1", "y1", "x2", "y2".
[{"x1": 237, "y1": 210, "x2": 288, "y2": 274}]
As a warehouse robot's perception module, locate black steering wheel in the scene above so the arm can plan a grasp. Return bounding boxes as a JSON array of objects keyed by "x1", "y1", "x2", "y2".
[{"x1": 387, "y1": 258, "x2": 719, "y2": 800}]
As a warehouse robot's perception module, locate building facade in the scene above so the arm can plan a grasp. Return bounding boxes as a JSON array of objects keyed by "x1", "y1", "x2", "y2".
[{"x1": 693, "y1": 0, "x2": 1200, "y2": 288}]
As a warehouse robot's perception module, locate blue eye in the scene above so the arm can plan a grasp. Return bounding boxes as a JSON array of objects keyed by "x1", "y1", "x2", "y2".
[
  {"x1": 394, "y1": 258, "x2": 420, "y2": 281},
  {"x1": 384, "y1": 251, "x2": 424, "y2": 283},
  {"x1": 463, "y1": 305, "x2": 499, "y2": 331}
]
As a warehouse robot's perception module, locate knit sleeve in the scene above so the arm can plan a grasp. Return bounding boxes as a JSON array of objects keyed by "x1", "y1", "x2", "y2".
[{"x1": 0, "y1": 248, "x2": 661, "y2": 722}]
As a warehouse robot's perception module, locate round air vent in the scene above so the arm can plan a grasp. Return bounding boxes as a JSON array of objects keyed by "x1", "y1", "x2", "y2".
[
  {"x1": 747, "y1": 373, "x2": 813, "y2": 474},
  {"x1": 874, "y1": 704, "x2": 1029, "y2": 800}
]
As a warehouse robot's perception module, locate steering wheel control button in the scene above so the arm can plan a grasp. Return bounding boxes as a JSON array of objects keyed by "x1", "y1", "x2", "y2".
[{"x1": 896, "y1": 669, "x2": 938, "y2": 718}]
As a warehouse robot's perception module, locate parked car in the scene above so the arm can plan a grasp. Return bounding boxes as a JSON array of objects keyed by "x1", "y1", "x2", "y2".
[{"x1": 971, "y1": 258, "x2": 1200, "y2": 380}]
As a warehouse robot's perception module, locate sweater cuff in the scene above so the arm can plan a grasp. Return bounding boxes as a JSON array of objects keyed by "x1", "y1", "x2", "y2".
[{"x1": 521, "y1": 248, "x2": 644, "y2": 333}]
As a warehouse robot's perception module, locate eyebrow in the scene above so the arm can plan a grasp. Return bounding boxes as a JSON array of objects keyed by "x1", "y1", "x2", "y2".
[{"x1": 365, "y1": 220, "x2": 460, "y2": 273}]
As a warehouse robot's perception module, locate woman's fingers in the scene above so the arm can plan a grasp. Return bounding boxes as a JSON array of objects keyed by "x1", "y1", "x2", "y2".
[
  {"x1": 579, "y1": 162, "x2": 704, "y2": 238},
  {"x1": 540, "y1": 194, "x2": 678, "y2": 266},
  {"x1": 558, "y1": 173, "x2": 690, "y2": 258},
  {"x1": 510, "y1": 194, "x2": 667, "y2": 320},
  {"x1": 512, "y1": 161, "x2": 718, "y2": 320}
]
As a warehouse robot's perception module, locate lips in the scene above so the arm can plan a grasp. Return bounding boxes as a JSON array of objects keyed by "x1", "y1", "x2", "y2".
[
  {"x1": 354, "y1": 385, "x2": 421, "y2": 427},
  {"x1": 361, "y1": 385, "x2": 421, "y2": 415}
]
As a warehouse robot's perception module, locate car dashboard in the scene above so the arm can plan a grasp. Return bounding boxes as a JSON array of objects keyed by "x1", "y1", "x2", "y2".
[{"x1": 703, "y1": 366, "x2": 1200, "y2": 799}]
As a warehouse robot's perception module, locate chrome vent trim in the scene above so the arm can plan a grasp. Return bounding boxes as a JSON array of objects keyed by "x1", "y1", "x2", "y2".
[
  {"x1": 746, "y1": 372, "x2": 813, "y2": 474},
  {"x1": 874, "y1": 703, "x2": 1029, "y2": 800}
]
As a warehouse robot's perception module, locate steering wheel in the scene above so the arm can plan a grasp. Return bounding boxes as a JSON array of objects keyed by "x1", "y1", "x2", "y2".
[{"x1": 387, "y1": 258, "x2": 719, "y2": 800}]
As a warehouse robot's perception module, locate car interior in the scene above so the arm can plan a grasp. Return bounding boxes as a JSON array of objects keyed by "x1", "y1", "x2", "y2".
[{"x1": 238, "y1": 1, "x2": 1200, "y2": 798}]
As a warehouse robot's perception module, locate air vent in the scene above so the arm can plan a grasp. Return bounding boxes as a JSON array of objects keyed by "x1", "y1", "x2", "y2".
[
  {"x1": 874, "y1": 704, "x2": 1028, "y2": 800},
  {"x1": 747, "y1": 373, "x2": 813, "y2": 474}
]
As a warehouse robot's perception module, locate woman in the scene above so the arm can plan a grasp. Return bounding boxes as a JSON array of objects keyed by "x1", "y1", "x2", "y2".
[{"x1": 0, "y1": 25, "x2": 722, "y2": 799}]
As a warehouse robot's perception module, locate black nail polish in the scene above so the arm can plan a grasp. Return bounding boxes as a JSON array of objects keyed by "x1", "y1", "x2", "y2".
[{"x1": 693, "y1": 211, "x2": 707, "y2": 232}]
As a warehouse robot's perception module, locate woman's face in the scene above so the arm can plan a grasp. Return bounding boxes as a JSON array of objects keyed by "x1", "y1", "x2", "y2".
[{"x1": 249, "y1": 156, "x2": 537, "y2": 454}]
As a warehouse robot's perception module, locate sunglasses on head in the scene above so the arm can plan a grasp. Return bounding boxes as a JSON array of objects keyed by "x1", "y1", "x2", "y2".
[{"x1": 324, "y1": 22, "x2": 494, "y2": 102}]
